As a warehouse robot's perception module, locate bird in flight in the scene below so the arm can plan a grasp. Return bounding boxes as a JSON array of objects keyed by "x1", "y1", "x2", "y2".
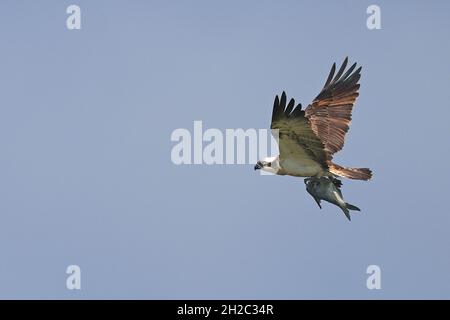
[
  {"x1": 255, "y1": 57, "x2": 371, "y2": 180},
  {"x1": 254, "y1": 58, "x2": 372, "y2": 217}
]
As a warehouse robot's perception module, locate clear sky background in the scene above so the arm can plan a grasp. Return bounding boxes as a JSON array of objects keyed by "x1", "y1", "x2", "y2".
[{"x1": 0, "y1": 0, "x2": 449, "y2": 299}]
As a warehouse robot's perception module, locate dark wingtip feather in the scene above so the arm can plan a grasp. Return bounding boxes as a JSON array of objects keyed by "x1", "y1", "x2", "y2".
[
  {"x1": 280, "y1": 91, "x2": 287, "y2": 109},
  {"x1": 285, "y1": 98, "x2": 295, "y2": 115},
  {"x1": 342, "y1": 62, "x2": 357, "y2": 80},
  {"x1": 324, "y1": 63, "x2": 336, "y2": 87},
  {"x1": 333, "y1": 58, "x2": 348, "y2": 83},
  {"x1": 271, "y1": 95, "x2": 280, "y2": 122},
  {"x1": 346, "y1": 66, "x2": 362, "y2": 85},
  {"x1": 273, "y1": 95, "x2": 279, "y2": 110}
]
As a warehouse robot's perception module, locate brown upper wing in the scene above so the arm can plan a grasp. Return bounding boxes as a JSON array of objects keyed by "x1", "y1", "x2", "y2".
[{"x1": 304, "y1": 57, "x2": 362, "y2": 156}]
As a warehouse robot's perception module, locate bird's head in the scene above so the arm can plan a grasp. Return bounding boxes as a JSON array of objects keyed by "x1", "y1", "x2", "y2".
[{"x1": 254, "y1": 156, "x2": 279, "y2": 174}]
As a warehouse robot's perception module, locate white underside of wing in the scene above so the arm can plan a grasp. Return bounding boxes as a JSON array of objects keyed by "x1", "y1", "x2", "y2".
[{"x1": 279, "y1": 137, "x2": 324, "y2": 177}]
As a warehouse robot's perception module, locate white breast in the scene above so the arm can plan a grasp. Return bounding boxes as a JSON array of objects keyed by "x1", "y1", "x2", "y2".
[{"x1": 280, "y1": 157, "x2": 323, "y2": 177}]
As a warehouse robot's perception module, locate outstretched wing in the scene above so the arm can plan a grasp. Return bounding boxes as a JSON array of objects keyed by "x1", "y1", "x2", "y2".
[
  {"x1": 271, "y1": 92, "x2": 328, "y2": 168},
  {"x1": 305, "y1": 57, "x2": 362, "y2": 156}
]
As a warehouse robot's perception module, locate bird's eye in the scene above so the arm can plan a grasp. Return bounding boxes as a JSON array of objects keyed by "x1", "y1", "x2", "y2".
[{"x1": 267, "y1": 163, "x2": 271, "y2": 167}]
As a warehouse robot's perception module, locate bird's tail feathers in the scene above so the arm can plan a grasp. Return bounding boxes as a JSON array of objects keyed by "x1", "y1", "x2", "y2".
[{"x1": 329, "y1": 163, "x2": 372, "y2": 181}]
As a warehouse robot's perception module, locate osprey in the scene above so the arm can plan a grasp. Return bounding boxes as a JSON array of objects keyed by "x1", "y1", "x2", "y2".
[{"x1": 255, "y1": 57, "x2": 372, "y2": 181}]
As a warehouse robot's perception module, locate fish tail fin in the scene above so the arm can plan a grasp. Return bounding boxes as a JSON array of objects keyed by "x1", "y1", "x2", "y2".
[
  {"x1": 329, "y1": 162, "x2": 372, "y2": 181},
  {"x1": 314, "y1": 197, "x2": 322, "y2": 209},
  {"x1": 341, "y1": 207, "x2": 351, "y2": 221},
  {"x1": 346, "y1": 203, "x2": 361, "y2": 211}
]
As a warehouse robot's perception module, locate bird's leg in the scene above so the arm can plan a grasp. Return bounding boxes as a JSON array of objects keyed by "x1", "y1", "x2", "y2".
[{"x1": 329, "y1": 176, "x2": 342, "y2": 188}]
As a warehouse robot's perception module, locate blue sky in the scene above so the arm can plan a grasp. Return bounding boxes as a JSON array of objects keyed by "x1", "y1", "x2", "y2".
[{"x1": 0, "y1": 0, "x2": 449, "y2": 299}]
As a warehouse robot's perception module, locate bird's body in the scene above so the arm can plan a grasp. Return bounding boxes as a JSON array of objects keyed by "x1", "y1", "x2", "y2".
[{"x1": 273, "y1": 155, "x2": 324, "y2": 177}]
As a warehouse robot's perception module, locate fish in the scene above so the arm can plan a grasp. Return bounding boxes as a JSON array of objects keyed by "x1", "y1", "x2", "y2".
[{"x1": 304, "y1": 176, "x2": 360, "y2": 221}]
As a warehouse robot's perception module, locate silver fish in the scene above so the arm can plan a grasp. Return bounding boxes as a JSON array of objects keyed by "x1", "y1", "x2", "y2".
[{"x1": 304, "y1": 176, "x2": 360, "y2": 221}]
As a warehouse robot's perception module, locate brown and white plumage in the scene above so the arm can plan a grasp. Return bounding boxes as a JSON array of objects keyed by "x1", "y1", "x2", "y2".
[{"x1": 256, "y1": 57, "x2": 372, "y2": 181}]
